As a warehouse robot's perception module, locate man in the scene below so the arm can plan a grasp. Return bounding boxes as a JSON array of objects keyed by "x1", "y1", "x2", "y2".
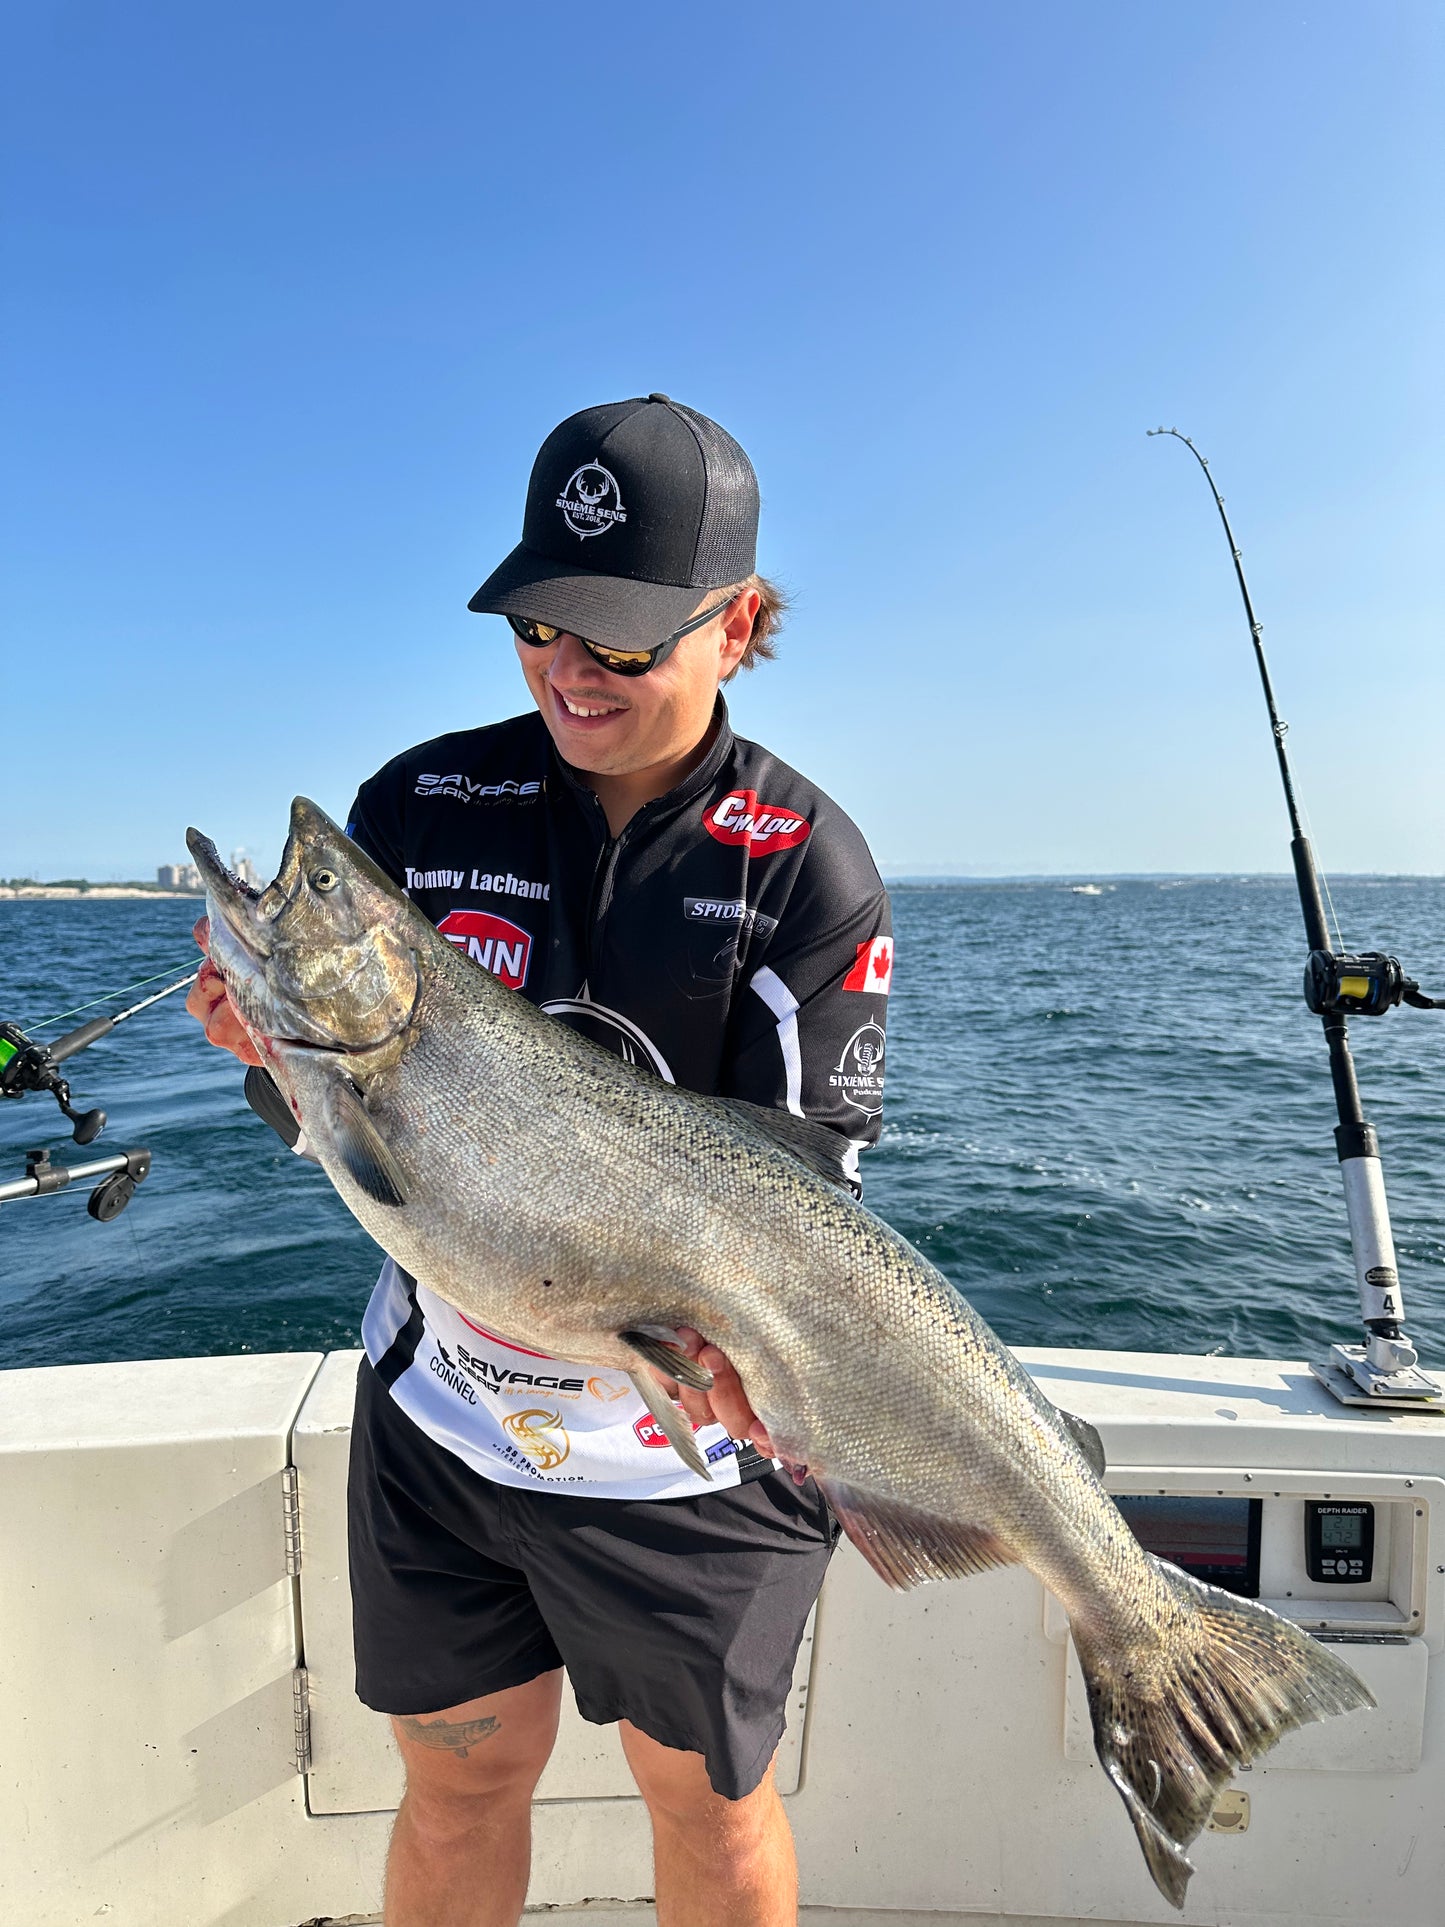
[{"x1": 189, "y1": 395, "x2": 893, "y2": 1927}]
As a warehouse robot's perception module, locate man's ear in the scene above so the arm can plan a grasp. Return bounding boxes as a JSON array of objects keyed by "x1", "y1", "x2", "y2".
[{"x1": 716, "y1": 587, "x2": 761, "y2": 678}]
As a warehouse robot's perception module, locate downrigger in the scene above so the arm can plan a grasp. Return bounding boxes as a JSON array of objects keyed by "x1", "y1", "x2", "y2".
[
  {"x1": 0, "y1": 967, "x2": 197, "y2": 1220},
  {"x1": 1152, "y1": 426, "x2": 1444, "y2": 1409}
]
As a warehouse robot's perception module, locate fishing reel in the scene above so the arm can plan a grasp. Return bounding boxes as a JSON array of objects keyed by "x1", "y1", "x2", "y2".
[
  {"x1": 1303, "y1": 952, "x2": 1445, "y2": 1020},
  {"x1": 0, "y1": 1021, "x2": 107, "y2": 1143}
]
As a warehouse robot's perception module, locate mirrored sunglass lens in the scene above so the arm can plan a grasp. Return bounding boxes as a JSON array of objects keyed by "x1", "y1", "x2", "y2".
[
  {"x1": 586, "y1": 644, "x2": 654, "y2": 671},
  {"x1": 527, "y1": 621, "x2": 562, "y2": 643}
]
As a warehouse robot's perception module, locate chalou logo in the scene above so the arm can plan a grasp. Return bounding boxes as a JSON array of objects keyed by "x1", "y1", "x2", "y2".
[
  {"x1": 556, "y1": 461, "x2": 627, "y2": 539},
  {"x1": 702, "y1": 790, "x2": 811, "y2": 858},
  {"x1": 437, "y1": 910, "x2": 533, "y2": 989}
]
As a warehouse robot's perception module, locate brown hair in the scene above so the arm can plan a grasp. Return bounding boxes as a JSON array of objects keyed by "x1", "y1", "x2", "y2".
[{"x1": 719, "y1": 572, "x2": 789, "y2": 679}]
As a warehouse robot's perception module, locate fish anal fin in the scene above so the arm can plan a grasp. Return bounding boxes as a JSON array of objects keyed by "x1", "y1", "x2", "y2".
[
  {"x1": 818, "y1": 1479, "x2": 1018, "y2": 1591},
  {"x1": 325, "y1": 1075, "x2": 407, "y2": 1208},
  {"x1": 625, "y1": 1371, "x2": 713, "y2": 1482},
  {"x1": 620, "y1": 1329, "x2": 715, "y2": 1391},
  {"x1": 1058, "y1": 1407, "x2": 1106, "y2": 1479}
]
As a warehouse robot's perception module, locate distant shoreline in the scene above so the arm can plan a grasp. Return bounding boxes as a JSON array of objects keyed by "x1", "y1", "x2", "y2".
[
  {"x1": 0, "y1": 886, "x2": 205, "y2": 901},
  {"x1": 2, "y1": 872, "x2": 1439, "y2": 903}
]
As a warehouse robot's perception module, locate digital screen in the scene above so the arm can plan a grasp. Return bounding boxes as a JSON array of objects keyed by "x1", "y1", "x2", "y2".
[
  {"x1": 1320, "y1": 1513, "x2": 1363, "y2": 1548},
  {"x1": 1115, "y1": 1495, "x2": 1262, "y2": 1598}
]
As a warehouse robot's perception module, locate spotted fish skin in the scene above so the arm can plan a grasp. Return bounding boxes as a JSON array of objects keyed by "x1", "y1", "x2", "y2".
[{"x1": 188, "y1": 798, "x2": 1374, "y2": 1910}]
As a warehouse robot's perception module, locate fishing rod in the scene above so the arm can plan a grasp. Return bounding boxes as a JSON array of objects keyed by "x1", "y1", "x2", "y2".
[
  {"x1": 0, "y1": 964, "x2": 197, "y2": 1220},
  {"x1": 1150, "y1": 427, "x2": 1443, "y2": 1409}
]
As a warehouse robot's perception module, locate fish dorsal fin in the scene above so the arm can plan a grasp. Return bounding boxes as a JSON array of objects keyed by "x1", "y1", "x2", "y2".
[
  {"x1": 1058, "y1": 1407, "x2": 1106, "y2": 1479},
  {"x1": 818, "y1": 1479, "x2": 1019, "y2": 1592},
  {"x1": 715, "y1": 1098, "x2": 855, "y2": 1190},
  {"x1": 324, "y1": 1075, "x2": 408, "y2": 1208},
  {"x1": 625, "y1": 1370, "x2": 713, "y2": 1482}
]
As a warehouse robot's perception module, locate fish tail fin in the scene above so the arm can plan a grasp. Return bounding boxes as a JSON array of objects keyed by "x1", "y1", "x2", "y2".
[{"x1": 1075, "y1": 1556, "x2": 1374, "y2": 1910}]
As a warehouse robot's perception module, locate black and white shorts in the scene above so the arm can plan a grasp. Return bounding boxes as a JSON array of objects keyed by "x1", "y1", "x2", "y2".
[{"x1": 347, "y1": 1357, "x2": 838, "y2": 1801}]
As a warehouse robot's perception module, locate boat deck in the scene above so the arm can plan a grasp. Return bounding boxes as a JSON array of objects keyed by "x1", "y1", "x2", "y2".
[{"x1": 4, "y1": 1344, "x2": 1442, "y2": 1927}]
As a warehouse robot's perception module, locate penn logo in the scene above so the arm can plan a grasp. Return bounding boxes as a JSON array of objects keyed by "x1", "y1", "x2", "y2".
[
  {"x1": 437, "y1": 909, "x2": 533, "y2": 990},
  {"x1": 703, "y1": 789, "x2": 811, "y2": 858},
  {"x1": 634, "y1": 1410, "x2": 700, "y2": 1449}
]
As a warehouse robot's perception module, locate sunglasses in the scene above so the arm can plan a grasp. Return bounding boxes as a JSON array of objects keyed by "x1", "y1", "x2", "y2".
[{"x1": 505, "y1": 591, "x2": 738, "y2": 677}]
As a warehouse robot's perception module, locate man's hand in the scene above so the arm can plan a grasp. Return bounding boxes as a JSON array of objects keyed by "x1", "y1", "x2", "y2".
[
  {"x1": 185, "y1": 916, "x2": 264, "y2": 1066},
  {"x1": 645, "y1": 1326, "x2": 776, "y2": 1459}
]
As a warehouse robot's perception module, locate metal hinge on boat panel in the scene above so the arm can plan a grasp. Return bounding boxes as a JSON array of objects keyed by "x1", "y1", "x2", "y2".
[
  {"x1": 281, "y1": 1464, "x2": 302, "y2": 1575},
  {"x1": 292, "y1": 1665, "x2": 312, "y2": 1775}
]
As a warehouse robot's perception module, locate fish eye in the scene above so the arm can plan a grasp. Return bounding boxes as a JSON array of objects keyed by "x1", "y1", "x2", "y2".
[{"x1": 310, "y1": 868, "x2": 340, "y2": 892}]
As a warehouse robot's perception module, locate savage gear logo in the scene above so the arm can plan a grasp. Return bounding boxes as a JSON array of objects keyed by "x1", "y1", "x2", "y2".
[
  {"x1": 703, "y1": 790, "x2": 811, "y2": 858},
  {"x1": 588, "y1": 1374, "x2": 632, "y2": 1402},
  {"x1": 438, "y1": 910, "x2": 532, "y2": 990},
  {"x1": 414, "y1": 773, "x2": 544, "y2": 805},
  {"x1": 501, "y1": 1407, "x2": 571, "y2": 1471},
  {"x1": 557, "y1": 460, "x2": 627, "y2": 540},
  {"x1": 842, "y1": 936, "x2": 894, "y2": 995},
  {"x1": 831, "y1": 1021, "x2": 886, "y2": 1116}
]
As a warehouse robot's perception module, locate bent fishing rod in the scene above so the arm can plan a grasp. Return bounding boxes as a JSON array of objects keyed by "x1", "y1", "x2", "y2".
[
  {"x1": 1150, "y1": 427, "x2": 1443, "y2": 1407},
  {"x1": 0, "y1": 963, "x2": 198, "y2": 1219}
]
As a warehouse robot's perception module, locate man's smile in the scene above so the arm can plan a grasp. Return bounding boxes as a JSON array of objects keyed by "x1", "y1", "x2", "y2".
[{"x1": 550, "y1": 683, "x2": 631, "y2": 728}]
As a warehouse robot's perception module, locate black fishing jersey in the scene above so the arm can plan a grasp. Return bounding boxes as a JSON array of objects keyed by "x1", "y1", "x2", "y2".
[{"x1": 339, "y1": 699, "x2": 894, "y2": 1498}]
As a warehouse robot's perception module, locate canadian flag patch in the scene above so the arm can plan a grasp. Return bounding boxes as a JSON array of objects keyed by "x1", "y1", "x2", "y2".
[{"x1": 842, "y1": 935, "x2": 894, "y2": 995}]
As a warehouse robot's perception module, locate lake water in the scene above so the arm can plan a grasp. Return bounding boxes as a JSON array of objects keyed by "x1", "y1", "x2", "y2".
[{"x1": 2, "y1": 879, "x2": 1443, "y2": 1373}]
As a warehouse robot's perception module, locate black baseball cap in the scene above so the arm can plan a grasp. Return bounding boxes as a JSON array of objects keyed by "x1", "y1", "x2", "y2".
[{"x1": 468, "y1": 395, "x2": 759, "y2": 649}]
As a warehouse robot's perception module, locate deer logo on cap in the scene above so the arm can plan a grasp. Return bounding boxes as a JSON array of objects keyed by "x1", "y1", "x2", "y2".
[{"x1": 556, "y1": 461, "x2": 628, "y2": 540}]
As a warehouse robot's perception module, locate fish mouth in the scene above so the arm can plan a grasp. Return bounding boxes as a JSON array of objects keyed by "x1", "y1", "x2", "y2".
[
  {"x1": 187, "y1": 799, "x2": 422, "y2": 1058},
  {"x1": 187, "y1": 795, "x2": 330, "y2": 957},
  {"x1": 185, "y1": 828, "x2": 272, "y2": 956}
]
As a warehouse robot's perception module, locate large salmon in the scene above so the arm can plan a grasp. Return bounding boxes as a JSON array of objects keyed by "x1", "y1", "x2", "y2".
[{"x1": 189, "y1": 798, "x2": 1372, "y2": 1907}]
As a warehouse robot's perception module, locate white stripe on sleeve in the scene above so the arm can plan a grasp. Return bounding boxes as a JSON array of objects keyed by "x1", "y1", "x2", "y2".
[{"x1": 749, "y1": 965, "x2": 805, "y2": 1117}]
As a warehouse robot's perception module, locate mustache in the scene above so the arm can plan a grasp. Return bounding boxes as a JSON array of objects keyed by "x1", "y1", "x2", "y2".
[{"x1": 549, "y1": 682, "x2": 632, "y2": 709}]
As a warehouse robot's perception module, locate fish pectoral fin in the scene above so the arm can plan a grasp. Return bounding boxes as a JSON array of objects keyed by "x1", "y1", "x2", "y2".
[
  {"x1": 818, "y1": 1479, "x2": 1018, "y2": 1592},
  {"x1": 626, "y1": 1371, "x2": 713, "y2": 1481},
  {"x1": 619, "y1": 1330, "x2": 715, "y2": 1392},
  {"x1": 715, "y1": 1098, "x2": 856, "y2": 1191},
  {"x1": 1058, "y1": 1407, "x2": 1106, "y2": 1479},
  {"x1": 324, "y1": 1074, "x2": 408, "y2": 1208}
]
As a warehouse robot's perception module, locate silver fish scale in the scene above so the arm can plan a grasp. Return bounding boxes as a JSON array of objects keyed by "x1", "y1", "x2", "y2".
[
  {"x1": 203, "y1": 798, "x2": 1372, "y2": 1910},
  {"x1": 281, "y1": 926, "x2": 1165, "y2": 1638}
]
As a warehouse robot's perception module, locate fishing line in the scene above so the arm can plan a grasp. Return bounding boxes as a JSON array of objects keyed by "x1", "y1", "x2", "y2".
[{"x1": 26, "y1": 958, "x2": 203, "y2": 1032}]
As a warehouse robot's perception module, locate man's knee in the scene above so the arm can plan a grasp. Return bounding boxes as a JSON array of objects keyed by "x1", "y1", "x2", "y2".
[
  {"x1": 391, "y1": 1672, "x2": 563, "y2": 1834},
  {"x1": 620, "y1": 1722, "x2": 782, "y2": 1858}
]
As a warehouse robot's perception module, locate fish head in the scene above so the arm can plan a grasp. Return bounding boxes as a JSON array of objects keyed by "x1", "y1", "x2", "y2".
[{"x1": 186, "y1": 797, "x2": 421, "y2": 1060}]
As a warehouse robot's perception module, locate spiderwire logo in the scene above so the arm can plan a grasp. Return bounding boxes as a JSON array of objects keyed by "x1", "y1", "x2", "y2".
[{"x1": 556, "y1": 461, "x2": 628, "y2": 539}]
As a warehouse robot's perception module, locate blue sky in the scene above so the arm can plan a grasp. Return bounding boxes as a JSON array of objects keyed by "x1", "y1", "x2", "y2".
[{"x1": 3, "y1": 2, "x2": 1440, "y2": 879}]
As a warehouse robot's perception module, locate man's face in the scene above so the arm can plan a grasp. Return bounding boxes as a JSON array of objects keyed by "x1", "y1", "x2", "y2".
[{"x1": 516, "y1": 593, "x2": 755, "y2": 779}]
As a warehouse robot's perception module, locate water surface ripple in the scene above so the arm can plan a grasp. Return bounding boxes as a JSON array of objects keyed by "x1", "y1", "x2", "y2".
[{"x1": 2, "y1": 880, "x2": 1443, "y2": 1372}]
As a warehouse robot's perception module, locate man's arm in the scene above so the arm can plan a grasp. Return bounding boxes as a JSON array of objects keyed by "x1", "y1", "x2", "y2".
[
  {"x1": 724, "y1": 832, "x2": 893, "y2": 1188},
  {"x1": 671, "y1": 819, "x2": 894, "y2": 1449}
]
